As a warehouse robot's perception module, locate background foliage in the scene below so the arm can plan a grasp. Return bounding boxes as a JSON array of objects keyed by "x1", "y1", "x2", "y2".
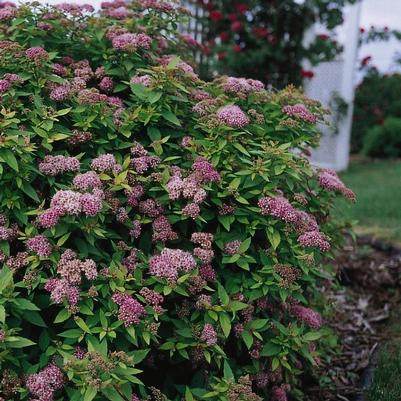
[
  {"x1": 0, "y1": 1, "x2": 353, "y2": 401},
  {"x1": 193, "y1": 0, "x2": 358, "y2": 87}
]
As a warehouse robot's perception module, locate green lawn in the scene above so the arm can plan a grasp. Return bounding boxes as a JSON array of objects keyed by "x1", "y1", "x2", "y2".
[{"x1": 335, "y1": 159, "x2": 401, "y2": 244}]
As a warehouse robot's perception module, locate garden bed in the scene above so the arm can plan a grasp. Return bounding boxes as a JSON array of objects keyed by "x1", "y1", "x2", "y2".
[{"x1": 308, "y1": 236, "x2": 401, "y2": 401}]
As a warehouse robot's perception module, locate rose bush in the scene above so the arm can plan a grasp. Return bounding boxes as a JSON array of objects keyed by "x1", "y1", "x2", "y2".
[
  {"x1": 193, "y1": 0, "x2": 358, "y2": 87},
  {"x1": 0, "y1": 1, "x2": 354, "y2": 401}
]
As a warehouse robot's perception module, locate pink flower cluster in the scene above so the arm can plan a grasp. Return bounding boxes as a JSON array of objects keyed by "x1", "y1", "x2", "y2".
[
  {"x1": 0, "y1": 79, "x2": 10, "y2": 94},
  {"x1": 149, "y1": 248, "x2": 196, "y2": 281},
  {"x1": 39, "y1": 155, "x2": 80, "y2": 176},
  {"x1": 258, "y1": 195, "x2": 330, "y2": 251},
  {"x1": 26, "y1": 364, "x2": 64, "y2": 401},
  {"x1": 130, "y1": 74, "x2": 153, "y2": 87},
  {"x1": 271, "y1": 384, "x2": 291, "y2": 401},
  {"x1": 139, "y1": 287, "x2": 163, "y2": 313},
  {"x1": 112, "y1": 292, "x2": 146, "y2": 326},
  {"x1": 50, "y1": 85, "x2": 71, "y2": 101},
  {"x1": 152, "y1": 215, "x2": 177, "y2": 242},
  {"x1": 73, "y1": 171, "x2": 102, "y2": 191},
  {"x1": 44, "y1": 278, "x2": 80, "y2": 305},
  {"x1": 318, "y1": 169, "x2": 355, "y2": 200},
  {"x1": 258, "y1": 196, "x2": 299, "y2": 224},
  {"x1": 222, "y1": 77, "x2": 264, "y2": 94},
  {"x1": 91, "y1": 153, "x2": 122, "y2": 173},
  {"x1": 200, "y1": 323, "x2": 217, "y2": 346},
  {"x1": 99, "y1": 76, "x2": 113, "y2": 92},
  {"x1": 112, "y1": 33, "x2": 152, "y2": 52},
  {"x1": 105, "y1": 6, "x2": 133, "y2": 19},
  {"x1": 224, "y1": 240, "x2": 241, "y2": 255},
  {"x1": 0, "y1": 5, "x2": 16, "y2": 21},
  {"x1": 55, "y1": 3, "x2": 94, "y2": 15},
  {"x1": 25, "y1": 46, "x2": 48, "y2": 62},
  {"x1": 26, "y1": 235, "x2": 53, "y2": 257},
  {"x1": 297, "y1": 230, "x2": 330, "y2": 252},
  {"x1": 289, "y1": 304, "x2": 322, "y2": 329},
  {"x1": 282, "y1": 104, "x2": 317, "y2": 124},
  {"x1": 122, "y1": 248, "x2": 138, "y2": 271},
  {"x1": 57, "y1": 249, "x2": 97, "y2": 284},
  {"x1": 216, "y1": 105, "x2": 250, "y2": 128}
]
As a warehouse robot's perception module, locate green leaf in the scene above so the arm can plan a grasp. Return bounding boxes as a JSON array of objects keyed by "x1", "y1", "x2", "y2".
[
  {"x1": 238, "y1": 238, "x2": 252, "y2": 253},
  {"x1": 267, "y1": 230, "x2": 281, "y2": 250},
  {"x1": 241, "y1": 330, "x2": 253, "y2": 349},
  {"x1": 54, "y1": 308, "x2": 71, "y2": 323},
  {"x1": 219, "y1": 312, "x2": 231, "y2": 338},
  {"x1": 6, "y1": 336, "x2": 36, "y2": 348},
  {"x1": 22, "y1": 182, "x2": 40, "y2": 202},
  {"x1": 261, "y1": 341, "x2": 281, "y2": 357},
  {"x1": 102, "y1": 387, "x2": 126, "y2": 401},
  {"x1": 75, "y1": 317, "x2": 91, "y2": 333},
  {"x1": 217, "y1": 283, "x2": 229, "y2": 305},
  {"x1": 84, "y1": 386, "x2": 98, "y2": 401},
  {"x1": 223, "y1": 360, "x2": 234, "y2": 379},
  {"x1": 24, "y1": 311, "x2": 47, "y2": 327},
  {"x1": 13, "y1": 298, "x2": 39, "y2": 311},
  {"x1": 303, "y1": 331, "x2": 323, "y2": 341},
  {"x1": 185, "y1": 387, "x2": 195, "y2": 401},
  {"x1": 0, "y1": 265, "x2": 13, "y2": 293},
  {"x1": 162, "y1": 110, "x2": 181, "y2": 126},
  {"x1": 0, "y1": 305, "x2": 5, "y2": 323},
  {"x1": 233, "y1": 143, "x2": 251, "y2": 157},
  {"x1": 0, "y1": 149, "x2": 18, "y2": 171}
]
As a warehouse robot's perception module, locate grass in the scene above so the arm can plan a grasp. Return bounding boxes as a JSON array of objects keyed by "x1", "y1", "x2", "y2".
[
  {"x1": 334, "y1": 158, "x2": 401, "y2": 244},
  {"x1": 368, "y1": 303, "x2": 401, "y2": 401},
  {"x1": 336, "y1": 159, "x2": 401, "y2": 399}
]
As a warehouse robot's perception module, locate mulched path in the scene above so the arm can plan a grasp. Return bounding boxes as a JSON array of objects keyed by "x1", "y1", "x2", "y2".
[{"x1": 307, "y1": 237, "x2": 401, "y2": 401}]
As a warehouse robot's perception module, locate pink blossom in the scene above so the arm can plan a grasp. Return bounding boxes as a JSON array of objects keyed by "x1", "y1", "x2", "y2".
[
  {"x1": 91, "y1": 154, "x2": 121, "y2": 173},
  {"x1": 26, "y1": 235, "x2": 53, "y2": 257},
  {"x1": 138, "y1": 198, "x2": 163, "y2": 218},
  {"x1": 224, "y1": 240, "x2": 241, "y2": 255},
  {"x1": 152, "y1": 215, "x2": 178, "y2": 242},
  {"x1": 0, "y1": 79, "x2": 11, "y2": 94},
  {"x1": 26, "y1": 364, "x2": 64, "y2": 401},
  {"x1": 182, "y1": 202, "x2": 200, "y2": 219},
  {"x1": 298, "y1": 230, "x2": 330, "y2": 252},
  {"x1": 50, "y1": 85, "x2": 71, "y2": 101},
  {"x1": 25, "y1": 47, "x2": 48, "y2": 62},
  {"x1": 112, "y1": 292, "x2": 146, "y2": 326},
  {"x1": 44, "y1": 278, "x2": 80, "y2": 305},
  {"x1": 130, "y1": 74, "x2": 153, "y2": 87},
  {"x1": 39, "y1": 155, "x2": 79, "y2": 175},
  {"x1": 200, "y1": 324, "x2": 217, "y2": 346},
  {"x1": 149, "y1": 248, "x2": 196, "y2": 281},
  {"x1": 112, "y1": 33, "x2": 152, "y2": 52},
  {"x1": 0, "y1": 6, "x2": 16, "y2": 21},
  {"x1": 38, "y1": 207, "x2": 62, "y2": 228},
  {"x1": 80, "y1": 193, "x2": 103, "y2": 216},
  {"x1": 99, "y1": 76, "x2": 113, "y2": 92},
  {"x1": 282, "y1": 104, "x2": 317, "y2": 124},
  {"x1": 290, "y1": 304, "x2": 322, "y2": 329},
  {"x1": 191, "y1": 232, "x2": 213, "y2": 249},
  {"x1": 129, "y1": 220, "x2": 142, "y2": 239},
  {"x1": 216, "y1": 105, "x2": 249, "y2": 128},
  {"x1": 199, "y1": 264, "x2": 216, "y2": 281},
  {"x1": 318, "y1": 169, "x2": 355, "y2": 200},
  {"x1": 73, "y1": 171, "x2": 102, "y2": 191},
  {"x1": 50, "y1": 190, "x2": 82, "y2": 215},
  {"x1": 258, "y1": 195, "x2": 299, "y2": 223},
  {"x1": 192, "y1": 157, "x2": 221, "y2": 183},
  {"x1": 222, "y1": 77, "x2": 264, "y2": 94}
]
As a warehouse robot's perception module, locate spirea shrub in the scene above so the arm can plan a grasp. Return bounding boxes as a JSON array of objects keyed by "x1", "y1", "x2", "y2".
[{"x1": 0, "y1": 1, "x2": 354, "y2": 401}]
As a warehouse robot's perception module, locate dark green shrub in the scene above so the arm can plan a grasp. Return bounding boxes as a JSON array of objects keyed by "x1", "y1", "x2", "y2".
[
  {"x1": 362, "y1": 117, "x2": 401, "y2": 158},
  {"x1": 0, "y1": 1, "x2": 354, "y2": 401},
  {"x1": 352, "y1": 70, "x2": 401, "y2": 153}
]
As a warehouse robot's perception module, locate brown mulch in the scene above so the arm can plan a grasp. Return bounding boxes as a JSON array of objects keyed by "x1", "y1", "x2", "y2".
[{"x1": 307, "y1": 237, "x2": 401, "y2": 401}]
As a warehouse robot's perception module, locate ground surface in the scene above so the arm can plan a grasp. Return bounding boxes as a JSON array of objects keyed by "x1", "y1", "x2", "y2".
[
  {"x1": 307, "y1": 237, "x2": 401, "y2": 401},
  {"x1": 335, "y1": 159, "x2": 401, "y2": 244}
]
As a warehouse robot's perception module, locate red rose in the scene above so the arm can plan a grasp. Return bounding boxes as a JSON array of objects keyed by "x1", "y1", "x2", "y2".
[
  {"x1": 231, "y1": 21, "x2": 243, "y2": 32},
  {"x1": 317, "y1": 33, "x2": 329, "y2": 41},
  {"x1": 235, "y1": 3, "x2": 247, "y2": 14},
  {"x1": 233, "y1": 44, "x2": 241, "y2": 53},
  {"x1": 220, "y1": 32, "x2": 230, "y2": 42},
  {"x1": 359, "y1": 27, "x2": 365, "y2": 33},
  {"x1": 300, "y1": 69, "x2": 314, "y2": 79},
  {"x1": 218, "y1": 52, "x2": 227, "y2": 60},
  {"x1": 209, "y1": 10, "x2": 223, "y2": 22},
  {"x1": 228, "y1": 13, "x2": 238, "y2": 22},
  {"x1": 361, "y1": 56, "x2": 372, "y2": 66},
  {"x1": 202, "y1": 46, "x2": 212, "y2": 55},
  {"x1": 253, "y1": 27, "x2": 268, "y2": 38}
]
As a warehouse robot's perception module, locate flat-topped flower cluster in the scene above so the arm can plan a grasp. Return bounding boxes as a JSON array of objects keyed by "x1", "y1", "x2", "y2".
[{"x1": 0, "y1": 1, "x2": 353, "y2": 401}]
